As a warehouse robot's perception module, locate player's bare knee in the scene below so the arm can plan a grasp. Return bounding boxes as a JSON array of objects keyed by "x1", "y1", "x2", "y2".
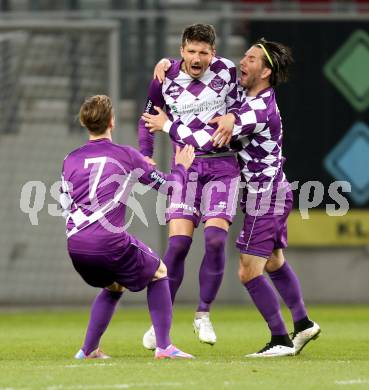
[
  {"x1": 238, "y1": 265, "x2": 249, "y2": 283},
  {"x1": 238, "y1": 264, "x2": 260, "y2": 283},
  {"x1": 238, "y1": 254, "x2": 265, "y2": 283},
  {"x1": 105, "y1": 282, "x2": 125, "y2": 293},
  {"x1": 265, "y1": 258, "x2": 281, "y2": 273},
  {"x1": 152, "y1": 260, "x2": 167, "y2": 280},
  {"x1": 238, "y1": 261, "x2": 256, "y2": 283},
  {"x1": 266, "y1": 249, "x2": 285, "y2": 273}
]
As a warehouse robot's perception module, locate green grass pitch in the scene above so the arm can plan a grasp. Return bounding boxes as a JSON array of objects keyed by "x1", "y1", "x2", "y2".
[{"x1": 0, "y1": 305, "x2": 368, "y2": 389}]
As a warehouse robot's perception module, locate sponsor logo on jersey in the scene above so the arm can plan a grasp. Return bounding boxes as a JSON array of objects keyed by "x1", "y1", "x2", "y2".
[
  {"x1": 171, "y1": 105, "x2": 179, "y2": 114},
  {"x1": 170, "y1": 98, "x2": 224, "y2": 116},
  {"x1": 145, "y1": 98, "x2": 154, "y2": 113},
  {"x1": 169, "y1": 202, "x2": 198, "y2": 214}
]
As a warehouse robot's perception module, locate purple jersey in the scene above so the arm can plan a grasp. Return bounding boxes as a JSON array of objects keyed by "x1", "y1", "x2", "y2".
[
  {"x1": 60, "y1": 138, "x2": 186, "y2": 253},
  {"x1": 138, "y1": 57, "x2": 239, "y2": 156},
  {"x1": 232, "y1": 87, "x2": 287, "y2": 193},
  {"x1": 234, "y1": 87, "x2": 292, "y2": 257}
]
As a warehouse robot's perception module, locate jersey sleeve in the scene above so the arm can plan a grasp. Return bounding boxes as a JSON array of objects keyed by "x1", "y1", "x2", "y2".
[
  {"x1": 231, "y1": 100, "x2": 268, "y2": 140},
  {"x1": 226, "y1": 65, "x2": 241, "y2": 114},
  {"x1": 138, "y1": 79, "x2": 165, "y2": 157},
  {"x1": 127, "y1": 146, "x2": 187, "y2": 195},
  {"x1": 163, "y1": 118, "x2": 195, "y2": 145},
  {"x1": 162, "y1": 118, "x2": 215, "y2": 152},
  {"x1": 59, "y1": 158, "x2": 74, "y2": 219}
]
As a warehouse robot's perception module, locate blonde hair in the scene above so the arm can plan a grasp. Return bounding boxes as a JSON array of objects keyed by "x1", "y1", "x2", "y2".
[{"x1": 79, "y1": 95, "x2": 113, "y2": 135}]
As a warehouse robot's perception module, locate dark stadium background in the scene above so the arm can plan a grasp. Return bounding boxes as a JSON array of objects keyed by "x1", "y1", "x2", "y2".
[{"x1": 249, "y1": 21, "x2": 369, "y2": 209}]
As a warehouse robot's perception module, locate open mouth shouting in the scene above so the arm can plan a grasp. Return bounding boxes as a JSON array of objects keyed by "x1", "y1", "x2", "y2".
[
  {"x1": 240, "y1": 68, "x2": 248, "y2": 79},
  {"x1": 240, "y1": 68, "x2": 250, "y2": 86},
  {"x1": 190, "y1": 63, "x2": 203, "y2": 77}
]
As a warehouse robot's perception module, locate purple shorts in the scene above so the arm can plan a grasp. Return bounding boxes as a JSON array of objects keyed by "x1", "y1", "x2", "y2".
[
  {"x1": 236, "y1": 182, "x2": 293, "y2": 259},
  {"x1": 166, "y1": 155, "x2": 240, "y2": 227},
  {"x1": 68, "y1": 236, "x2": 160, "y2": 292}
]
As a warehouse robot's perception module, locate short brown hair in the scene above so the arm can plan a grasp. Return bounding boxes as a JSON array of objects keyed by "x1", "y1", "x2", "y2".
[
  {"x1": 181, "y1": 24, "x2": 216, "y2": 47},
  {"x1": 79, "y1": 94, "x2": 113, "y2": 135}
]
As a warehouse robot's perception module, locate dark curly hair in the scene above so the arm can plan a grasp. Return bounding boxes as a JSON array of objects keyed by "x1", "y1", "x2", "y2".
[{"x1": 254, "y1": 38, "x2": 294, "y2": 87}]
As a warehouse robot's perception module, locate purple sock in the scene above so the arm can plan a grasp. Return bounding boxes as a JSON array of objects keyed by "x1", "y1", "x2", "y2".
[
  {"x1": 197, "y1": 226, "x2": 227, "y2": 312},
  {"x1": 163, "y1": 235, "x2": 192, "y2": 303},
  {"x1": 82, "y1": 289, "x2": 123, "y2": 355},
  {"x1": 147, "y1": 277, "x2": 172, "y2": 349},
  {"x1": 268, "y1": 261, "x2": 308, "y2": 322},
  {"x1": 244, "y1": 275, "x2": 287, "y2": 336}
]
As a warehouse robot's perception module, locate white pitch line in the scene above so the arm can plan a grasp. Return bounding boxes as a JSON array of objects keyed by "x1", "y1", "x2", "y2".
[
  {"x1": 33, "y1": 363, "x2": 117, "y2": 369},
  {"x1": 64, "y1": 363, "x2": 117, "y2": 368},
  {"x1": 335, "y1": 379, "x2": 369, "y2": 385},
  {"x1": 45, "y1": 383, "x2": 187, "y2": 390},
  {"x1": 0, "y1": 388, "x2": 30, "y2": 390}
]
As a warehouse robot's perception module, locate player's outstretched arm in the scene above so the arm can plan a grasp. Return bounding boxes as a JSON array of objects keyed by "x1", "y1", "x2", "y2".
[
  {"x1": 142, "y1": 107, "x2": 204, "y2": 150},
  {"x1": 144, "y1": 112, "x2": 218, "y2": 152},
  {"x1": 138, "y1": 79, "x2": 165, "y2": 160},
  {"x1": 209, "y1": 61, "x2": 240, "y2": 148},
  {"x1": 210, "y1": 113, "x2": 236, "y2": 148},
  {"x1": 128, "y1": 146, "x2": 194, "y2": 195},
  {"x1": 143, "y1": 156, "x2": 157, "y2": 166},
  {"x1": 231, "y1": 102, "x2": 268, "y2": 140},
  {"x1": 211, "y1": 101, "x2": 268, "y2": 147},
  {"x1": 174, "y1": 144, "x2": 195, "y2": 171},
  {"x1": 141, "y1": 106, "x2": 168, "y2": 133},
  {"x1": 225, "y1": 64, "x2": 240, "y2": 114}
]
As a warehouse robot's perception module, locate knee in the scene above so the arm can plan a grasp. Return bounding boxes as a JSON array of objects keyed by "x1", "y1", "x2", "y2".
[
  {"x1": 205, "y1": 235, "x2": 226, "y2": 254},
  {"x1": 266, "y1": 250, "x2": 285, "y2": 273},
  {"x1": 153, "y1": 260, "x2": 167, "y2": 280},
  {"x1": 169, "y1": 236, "x2": 192, "y2": 256},
  {"x1": 238, "y1": 256, "x2": 264, "y2": 284},
  {"x1": 265, "y1": 260, "x2": 281, "y2": 274},
  {"x1": 238, "y1": 264, "x2": 256, "y2": 284}
]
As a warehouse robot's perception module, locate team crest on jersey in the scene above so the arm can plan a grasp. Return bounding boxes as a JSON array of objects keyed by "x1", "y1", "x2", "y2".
[{"x1": 209, "y1": 77, "x2": 225, "y2": 92}]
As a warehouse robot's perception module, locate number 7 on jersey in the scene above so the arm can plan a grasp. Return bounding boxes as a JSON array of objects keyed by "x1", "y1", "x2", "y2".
[{"x1": 84, "y1": 157, "x2": 107, "y2": 200}]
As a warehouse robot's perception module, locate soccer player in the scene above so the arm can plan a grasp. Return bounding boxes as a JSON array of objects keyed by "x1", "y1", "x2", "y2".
[
  {"x1": 60, "y1": 95, "x2": 195, "y2": 359},
  {"x1": 139, "y1": 24, "x2": 241, "y2": 348},
  {"x1": 149, "y1": 38, "x2": 321, "y2": 357},
  {"x1": 209, "y1": 38, "x2": 321, "y2": 357}
]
